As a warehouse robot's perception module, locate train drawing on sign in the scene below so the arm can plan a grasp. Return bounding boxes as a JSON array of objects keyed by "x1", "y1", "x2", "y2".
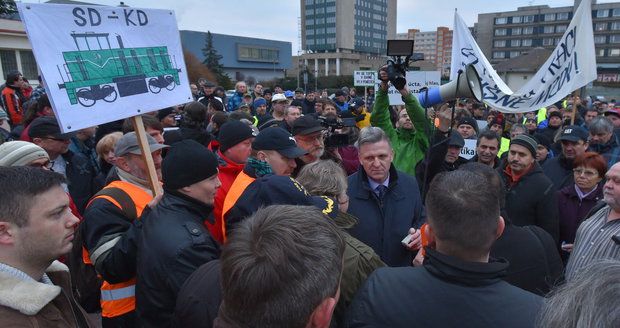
[{"x1": 57, "y1": 32, "x2": 181, "y2": 107}]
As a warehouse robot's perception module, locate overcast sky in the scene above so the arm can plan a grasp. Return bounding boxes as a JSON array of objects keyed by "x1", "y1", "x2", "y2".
[{"x1": 24, "y1": 0, "x2": 615, "y2": 52}]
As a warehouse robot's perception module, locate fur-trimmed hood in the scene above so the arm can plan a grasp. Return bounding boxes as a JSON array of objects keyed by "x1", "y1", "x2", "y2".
[{"x1": 0, "y1": 261, "x2": 68, "y2": 315}]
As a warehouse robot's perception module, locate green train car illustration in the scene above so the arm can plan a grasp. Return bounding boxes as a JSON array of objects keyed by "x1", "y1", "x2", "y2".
[{"x1": 58, "y1": 32, "x2": 181, "y2": 107}]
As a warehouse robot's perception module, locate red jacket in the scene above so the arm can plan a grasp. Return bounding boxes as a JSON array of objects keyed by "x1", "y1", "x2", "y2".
[
  {"x1": 207, "y1": 150, "x2": 244, "y2": 244},
  {"x1": 1, "y1": 85, "x2": 24, "y2": 125}
]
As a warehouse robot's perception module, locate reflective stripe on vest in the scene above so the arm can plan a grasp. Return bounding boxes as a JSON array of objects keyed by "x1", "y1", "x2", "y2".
[
  {"x1": 221, "y1": 171, "x2": 255, "y2": 242},
  {"x1": 86, "y1": 180, "x2": 152, "y2": 318},
  {"x1": 101, "y1": 284, "x2": 135, "y2": 301}
]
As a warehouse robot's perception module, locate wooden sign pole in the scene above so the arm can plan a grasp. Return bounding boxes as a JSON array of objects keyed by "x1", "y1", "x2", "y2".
[
  {"x1": 570, "y1": 89, "x2": 578, "y2": 125},
  {"x1": 131, "y1": 115, "x2": 163, "y2": 197}
]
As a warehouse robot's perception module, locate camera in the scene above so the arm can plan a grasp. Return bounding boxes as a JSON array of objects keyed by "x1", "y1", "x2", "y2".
[
  {"x1": 385, "y1": 40, "x2": 414, "y2": 90},
  {"x1": 317, "y1": 115, "x2": 356, "y2": 148}
]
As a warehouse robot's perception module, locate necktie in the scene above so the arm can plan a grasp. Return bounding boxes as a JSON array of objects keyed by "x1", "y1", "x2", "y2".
[{"x1": 375, "y1": 185, "x2": 388, "y2": 200}]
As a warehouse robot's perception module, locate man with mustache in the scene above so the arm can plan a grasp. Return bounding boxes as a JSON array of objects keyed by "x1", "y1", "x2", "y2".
[
  {"x1": 542, "y1": 125, "x2": 589, "y2": 191},
  {"x1": 499, "y1": 134, "x2": 559, "y2": 243}
]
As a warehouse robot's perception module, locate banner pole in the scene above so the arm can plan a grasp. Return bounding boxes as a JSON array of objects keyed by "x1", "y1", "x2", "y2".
[
  {"x1": 131, "y1": 115, "x2": 163, "y2": 197},
  {"x1": 570, "y1": 89, "x2": 578, "y2": 125}
]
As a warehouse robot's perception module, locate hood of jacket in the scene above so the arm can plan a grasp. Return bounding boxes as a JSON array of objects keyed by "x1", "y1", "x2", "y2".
[{"x1": 0, "y1": 261, "x2": 67, "y2": 315}]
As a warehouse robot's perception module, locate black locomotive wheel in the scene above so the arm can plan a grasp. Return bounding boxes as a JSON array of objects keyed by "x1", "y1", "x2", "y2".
[
  {"x1": 165, "y1": 75, "x2": 175, "y2": 91},
  {"x1": 76, "y1": 88, "x2": 96, "y2": 107},
  {"x1": 148, "y1": 77, "x2": 162, "y2": 94},
  {"x1": 102, "y1": 85, "x2": 118, "y2": 103}
]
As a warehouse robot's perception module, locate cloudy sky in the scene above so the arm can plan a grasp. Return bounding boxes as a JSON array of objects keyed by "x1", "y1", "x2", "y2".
[{"x1": 25, "y1": 0, "x2": 614, "y2": 52}]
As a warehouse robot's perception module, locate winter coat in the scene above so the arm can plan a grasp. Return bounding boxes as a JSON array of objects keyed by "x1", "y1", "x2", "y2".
[
  {"x1": 0, "y1": 261, "x2": 94, "y2": 328},
  {"x1": 210, "y1": 150, "x2": 245, "y2": 244},
  {"x1": 63, "y1": 150, "x2": 98, "y2": 214},
  {"x1": 557, "y1": 184, "x2": 604, "y2": 245},
  {"x1": 226, "y1": 91, "x2": 244, "y2": 111},
  {"x1": 370, "y1": 89, "x2": 430, "y2": 176},
  {"x1": 345, "y1": 248, "x2": 543, "y2": 328},
  {"x1": 136, "y1": 190, "x2": 220, "y2": 328},
  {"x1": 490, "y1": 221, "x2": 564, "y2": 296},
  {"x1": 347, "y1": 164, "x2": 425, "y2": 267},
  {"x1": 499, "y1": 162, "x2": 560, "y2": 243},
  {"x1": 542, "y1": 154, "x2": 574, "y2": 191},
  {"x1": 589, "y1": 134, "x2": 620, "y2": 168},
  {"x1": 163, "y1": 125, "x2": 211, "y2": 147},
  {"x1": 338, "y1": 145, "x2": 360, "y2": 176},
  {"x1": 172, "y1": 260, "x2": 221, "y2": 328}
]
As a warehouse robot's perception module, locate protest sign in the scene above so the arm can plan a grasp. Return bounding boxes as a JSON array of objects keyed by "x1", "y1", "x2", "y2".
[
  {"x1": 379, "y1": 71, "x2": 441, "y2": 105},
  {"x1": 18, "y1": 3, "x2": 192, "y2": 133},
  {"x1": 459, "y1": 138, "x2": 477, "y2": 160},
  {"x1": 450, "y1": 0, "x2": 596, "y2": 113},
  {"x1": 354, "y1": 71, "x2": 377, "y2": 87}
]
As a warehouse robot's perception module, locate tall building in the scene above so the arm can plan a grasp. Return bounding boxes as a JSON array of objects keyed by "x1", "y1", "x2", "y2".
[
  {"x1": 475, "y1": 0, "x2": 620, "y2": 81},
  {"x1": 296, "y1": 0, "x2": 396, "y2": 78}
]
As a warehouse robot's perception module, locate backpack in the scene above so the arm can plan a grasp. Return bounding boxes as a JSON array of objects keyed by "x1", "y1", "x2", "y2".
[{"x1": 67, "y1": 186, "x2": 137, "y2": 313}]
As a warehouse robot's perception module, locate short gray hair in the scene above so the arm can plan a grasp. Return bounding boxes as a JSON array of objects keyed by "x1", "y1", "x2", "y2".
[
  {"x1": 510, "y1": 123, "x2": 526, "y2": 134},
  {"x1": 355, "y1": 126, "x2": 391, "y2": 149},
  {"x1": 538, "y1": 259, "x2": 620, "y2": 328},
  {"x1": 589, "y1": 116, "x2": 614, "y2": 135},
  {"x1": 296, "y1": 160, "x2": 347, "y2": 198}
]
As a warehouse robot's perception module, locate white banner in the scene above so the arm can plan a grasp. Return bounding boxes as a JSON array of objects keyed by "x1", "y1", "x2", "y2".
[
  {"x1": 378, "y1": 71, "x2": 441, "y2": 105},
  {"x1": 354, "y1": 71, "x2": 377, "y2": 87},
  {"x1": 450, "y1": 0, "x2": 597, "y2": 113},
  {"x1": 18, "y1": 3, "x2": 192, "y2": 132},
  {"x1": 459, "y1": 139, "x2": 477, "y2": 160}
]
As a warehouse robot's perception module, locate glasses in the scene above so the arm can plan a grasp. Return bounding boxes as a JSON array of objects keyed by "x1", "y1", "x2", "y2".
[
  {"x1": 573, "y1": 168, "x2": 598, "y2": 178},
  {"x1": 43, "y1": 136, "x2": 68, "y2": 142}
]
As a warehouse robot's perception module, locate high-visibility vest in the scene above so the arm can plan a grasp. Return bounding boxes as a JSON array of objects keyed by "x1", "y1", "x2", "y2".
[
  {"x1": 83, "y1": 180, "x2": 152, "y2": 318},
  {"x1": 220, "y1": 171, "x2": 255, "y2": 242}
]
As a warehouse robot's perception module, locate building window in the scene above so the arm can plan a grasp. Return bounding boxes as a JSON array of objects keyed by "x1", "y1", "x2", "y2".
[
  {"x1": 523, "y1": 15, "x2": 535, "y2": 23},
  {"x1": 557, "y1": 12, "x2": 570, "y2": 20},
  {"x1": 494, "y1": 40, "x2": 506, "y2": 47},
  {"x1": 512, "y1": 27, "x2": 522, "y2": 35},
  {"x1": 510, "y1": 51, "x2": 520, "y2": 58},
  {"x1": 492, "y1": 51, "x2": 506, "y2": 59},
  {"x1": 543, "y1": 25, "x2": 555, "y2": 34},
  {"x1": 611, "y1": 35, "x2": 620, "y2": 43},
  {"x1": 495, "y1": 28, "x2": 507, "y2": 36},
  {"x1": 495, "y1": 17, "x2": 507, "y2": 25},
  {"x1": 305, "y1": 19, "x2": 314, "y2": 26},
  {"x1": 597, "y1": 9, "x2": 609, "y2": 18},
  {"x1": 597, "y1": 49, "x2": 606, "y2": 56},
  {"x1": 511, "y1": 39, "x2": 521, "y2": 47},
  {"x1": 307, "y1": 39, "x2": 315, "y2": 46},
  {"x1": 305, "y1": 0, "x2": 314, "y2": 4},
  {"x1": 542, "y1": 38, "x2": 554, "y2": 46},
  {"x1": 610, "y1": 49, "x2": 620, "y2": 56},
  {"x1": 512, "y1": 16, "x2": 522, "y2": 24},
  {"x1": 544, "y1": 13, "x2": 556, "y2": 21},
  {"x1": 19, "y1": 51, "x2": 37, "y2": 80},
  {"x1": 523, "y1": 26, "x2": 534, "y2": 34},
  {"x1": 522, "y1": 39, "x2": 532, "y2": 46},
  {"x1": 595, "y1": 35, "x2": 607, "y2": 44},
  {"x1": 595, "y1": 23, "x2": 608, "y2": 31},
  {"x1": 614, "y1": 8, "x2": 620, "y2": 17},
  {"x1": 326, "y1": 5, "x2": 336, "y2": 13},
  {"x1": 556, "y1": 25, "x2": 567, "y2": 33},
  {"x1": 306, "y1": 29, "x2": 314, "y2": 36},
  {"x1": 0, "y1": 50, "x2": 18, "y2": 78},
  {"x1": 612, "y1": 22, "x2": 620, "y2": 30},
  {"x1": 237, "y1": 45, "x2": 279, "y2": 63}
]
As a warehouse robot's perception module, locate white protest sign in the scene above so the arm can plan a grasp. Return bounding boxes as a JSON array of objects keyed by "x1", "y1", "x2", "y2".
[
  {"x1": 354, "y1": 71, "x2": 377, "y2": 87},
  {"x1": 450, "y1": 0, "x2": 596, "y2": 113},
  {"x1": 459, "y1": 138, "x2": 477, "y2": 160},
  {"x1": 477, "y1": 119, "x2": 488, "y2": 131},
  {"x1": 18, "y1": 3, "x2": 192, "y2": 132},
  {"x1": 378, "y1": 71, "x2": 441, "y2": 105}
]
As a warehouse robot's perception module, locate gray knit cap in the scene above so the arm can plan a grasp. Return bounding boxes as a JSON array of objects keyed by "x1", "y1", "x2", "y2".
[
  {"x1": 510, "y1": 134, "x2": 538, "y2": 157},
  {"x1": 0, "y1": 141, "x2": 49, "y2": 167}
]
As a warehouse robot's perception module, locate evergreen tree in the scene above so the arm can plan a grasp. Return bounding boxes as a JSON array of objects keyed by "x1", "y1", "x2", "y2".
[
  {"x1": 0, "y1": 0, "x2": 17, "y2": 16},
  {"x1": 201, "y1": 31, "x2": 232, "y2": 89}
]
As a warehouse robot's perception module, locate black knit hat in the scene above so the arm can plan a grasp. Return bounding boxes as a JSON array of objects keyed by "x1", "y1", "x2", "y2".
[
  {"x1": 162, "y1": 139, "x2": 218, "y2": 190},
  {"x1": 218, "y1": 120, "x2": 257, "y2": 153},
  {"x1": 510, "y1": 134, "x2": 538, "y2": 157},
  {"x1": 457, "y1": 116, "x2": 479, "y2": 134}
]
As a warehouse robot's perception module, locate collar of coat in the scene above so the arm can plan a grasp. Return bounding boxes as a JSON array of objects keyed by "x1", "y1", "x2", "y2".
[{"x1": 0, "y1": 261, "x2": 68, "y2": 315}]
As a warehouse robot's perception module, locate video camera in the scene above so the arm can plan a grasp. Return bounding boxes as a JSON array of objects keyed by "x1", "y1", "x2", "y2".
[
  {"x1": 385, "y1": 40, "x2": 415, "y2": 90},
  {"x1": 317, "y1": 115, "x2": 356, "y2": 148}
]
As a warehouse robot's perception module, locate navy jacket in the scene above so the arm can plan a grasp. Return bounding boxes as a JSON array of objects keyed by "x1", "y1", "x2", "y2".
[
  {"x1": 347, "y1": 165, "x2": 425, "y2": 267},
  {"x1": 346, "y1": 248, "x2": 543, "y2": 328},
  {"x1": 542, "y1": 154, "x2": 574, "y2": 191}
]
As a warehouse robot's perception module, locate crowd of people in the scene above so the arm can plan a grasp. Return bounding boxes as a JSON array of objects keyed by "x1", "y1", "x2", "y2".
[{"x1": 1, "y1": 67, "x2": 620, "y2": 328}]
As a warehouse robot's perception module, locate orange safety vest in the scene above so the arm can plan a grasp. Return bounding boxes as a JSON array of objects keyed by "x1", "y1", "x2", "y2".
[
  {"x1": 83, "y1": 180, "x2": 152, "y2": 318},
  {"x1": 220, "y1": 171, "x2": 256, "y2": 242}
]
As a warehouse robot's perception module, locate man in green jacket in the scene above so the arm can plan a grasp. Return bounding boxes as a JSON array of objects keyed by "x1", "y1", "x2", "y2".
[{"x1": 370, "y1": 69, "x2": 431, "y2": 176}]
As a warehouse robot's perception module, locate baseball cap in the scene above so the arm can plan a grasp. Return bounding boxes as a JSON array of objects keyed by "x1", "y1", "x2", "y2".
[
  {"x1": 292, "y1": 115, "x2": 325, "y2": 136},
  {"x1": 604, "y1": 108, "x2": 620, "y2": 118},
  {"x1": 558, "y1": 125, "x2": 589, "y2": 143},
  {"x1": 284, "y1": 90, "x2": 294, "y2": 98},
  {"x1": 349, "y1": 98, "x2": 365, "y2": 111},
  {"x1": 335, "y1": 90, "x2": 346, "y2": 97},
  {"x1": 294, "y1": 87, "x2": 304, "y2": 93},
  {"x1": 114, "y1": 132, "x2": 168, "y2": 157},
  {"x1": 447, "y1": 131, "x2": 465, "y2": 148},
  {"x1": 203, "y1": 81, "x2": 216, "y2": 88},
  {"x1": 271, "y1": 93, "x2": 287, "y2": 103},
  {"x1": 28, "y1": 117, "x2": 73, "y2": 140},
  {"x1": 252, "y1": 127, "x2": 307, "y2": 158}
]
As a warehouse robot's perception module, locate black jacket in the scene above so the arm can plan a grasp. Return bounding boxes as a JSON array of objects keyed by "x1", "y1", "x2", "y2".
[
  {"x1": 345, "y1": 248, "x2": 543, "y2": 328},
  {"x1": 163, "y1": 126, "x2": 211, "y2": 147},
  {"x1": 542, "y1": 154, "x2": 574, "y2": 191},
  {"x1": 172, "y1": 260, "x2": 221, "y2": 328},
  {"x1": 416, "y1": 130, "x2": 468, "y2": 198},
  {"x1": 63, "y1": 150, "x2": 98, "y2": 214},
  {"x1": 136, "y1": 191, "x2": 220, "y2": 328},
  {"x1": 499, "y1": 163, "x2": 560, "y2": 243},
  {"x1": 490, "y1": 221, "x2": 563, "y2": 296}
]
